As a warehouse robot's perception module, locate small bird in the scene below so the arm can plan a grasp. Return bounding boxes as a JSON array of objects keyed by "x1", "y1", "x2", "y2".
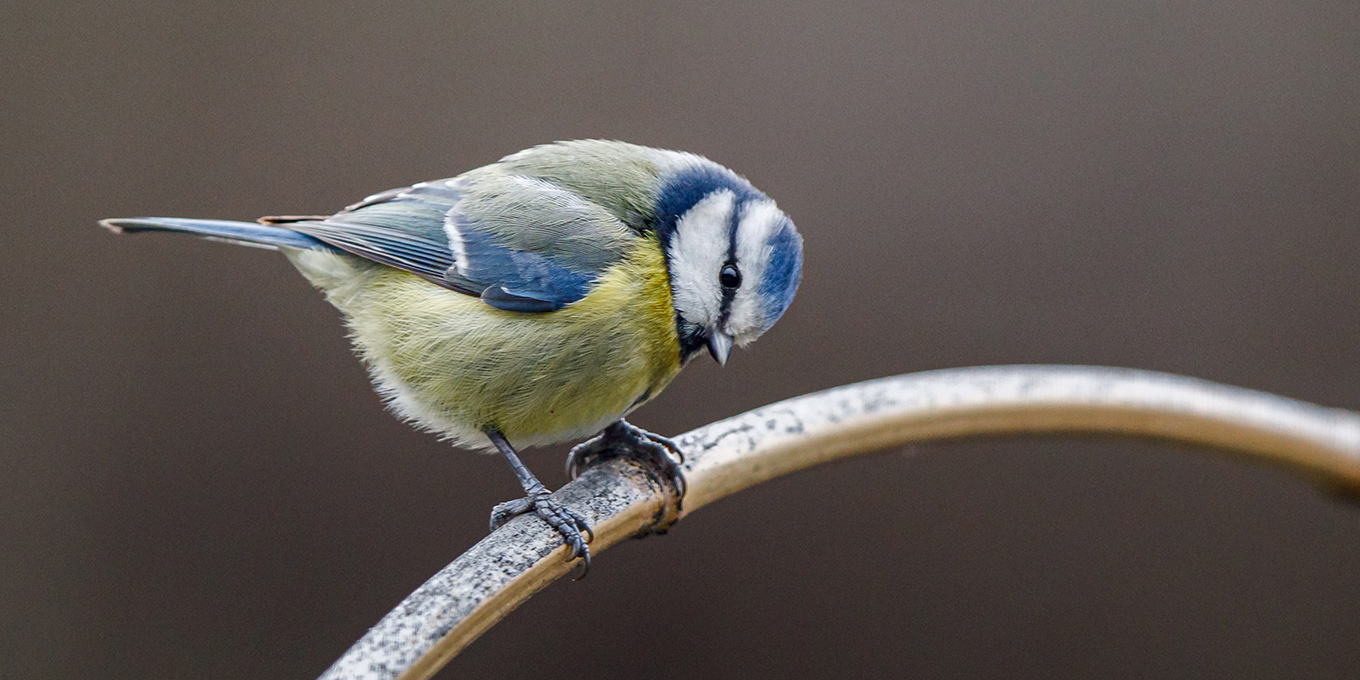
[{"x1": 102, "y1": 139, "x2": 803, "y2": 569}]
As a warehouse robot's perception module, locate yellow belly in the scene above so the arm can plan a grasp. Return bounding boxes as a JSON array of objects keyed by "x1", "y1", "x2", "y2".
[{"x1": 289, "y1": 237, "x2": 683, "y2": 450}]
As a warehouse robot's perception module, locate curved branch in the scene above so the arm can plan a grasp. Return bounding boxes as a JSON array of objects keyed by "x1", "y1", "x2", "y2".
[{"x1": 318, "y1": 365, "x2": 1360, "y2": 680}]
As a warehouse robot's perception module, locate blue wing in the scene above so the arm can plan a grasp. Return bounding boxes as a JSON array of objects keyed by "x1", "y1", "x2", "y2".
[{"x1": 274, "y1": 176, "x2": 636, "y2": 313}]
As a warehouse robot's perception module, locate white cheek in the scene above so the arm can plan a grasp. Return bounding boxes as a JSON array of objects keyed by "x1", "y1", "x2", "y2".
[
  {"x1": 727, "y1": 289, "x2": 767, "y2": 345},
  {"x1": 668, "y1": 190, "x2": 735, "y2": 326}
]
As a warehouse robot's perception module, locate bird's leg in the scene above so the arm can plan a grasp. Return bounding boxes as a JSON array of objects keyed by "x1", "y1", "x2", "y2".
[
  {"x1": 565, "y1": 419, "x2": 687, "y2": 521},
  {"x1": 485, "y1": 428, "x2": 593, "y2": 573}
]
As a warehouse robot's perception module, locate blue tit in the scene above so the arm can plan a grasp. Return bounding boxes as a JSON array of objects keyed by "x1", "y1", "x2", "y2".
[{"x1": 101, "y1": 139, "x2": 804, "y2": 568}]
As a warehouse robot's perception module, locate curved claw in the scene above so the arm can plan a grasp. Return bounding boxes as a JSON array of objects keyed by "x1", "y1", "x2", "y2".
[
  {"x1": 564, "y1": 436, "x2": 603, "y2": 480},
  {"x1": 565, "y1": 421, "x2": 688, "y2": 489},
  {"x1": 560, "y1": 503, "x2": 595, "y2": 543},
  {"x1": 488, "y1": 491, "x2": 595, "y2": 575},
  {"x1": 571, "y1": 549, "x2": 591, "y2": 580},
  {"x1": 630, "y1": 434, "x2": 687, "y2": 501},
  {"x1": 563, "y1": 420, "x2": 689, "y2": 530},
  {"x1": 640, "y1": 430, "x2": 685, "y2": 465},
  {"x1": 670, "y1": 467, "x2": 688, "y2": 498}
]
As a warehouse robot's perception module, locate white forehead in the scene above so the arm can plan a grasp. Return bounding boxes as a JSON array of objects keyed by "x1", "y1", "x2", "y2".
[
  {"x1": 734, "y1": 199, "x2": 782, "y2": 277},
  {"x1": 728, "y1": 199, "x2": 783, "y2": 343},
  {"x1": 667, "y1": 189, "x2": 737, "y2": 326}
]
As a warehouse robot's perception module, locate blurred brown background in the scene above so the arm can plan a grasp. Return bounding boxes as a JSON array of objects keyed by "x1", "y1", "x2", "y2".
[{"x1": 4, "y1": 0, "x2": 1359, "y2": 677}]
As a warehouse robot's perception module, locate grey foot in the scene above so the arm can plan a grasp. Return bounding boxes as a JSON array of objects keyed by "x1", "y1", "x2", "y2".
[
  {"x1": 490, "y1": 490, "x2": 594, "y2": 574},
  {"x1": 566, "y1": 420, "x2": 687, "y2": 510}
]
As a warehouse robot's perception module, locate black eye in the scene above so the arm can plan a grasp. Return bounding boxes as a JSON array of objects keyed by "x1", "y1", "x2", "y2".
[{"x1": 719, "y1": 264, "x2": 742, "y2": 289}]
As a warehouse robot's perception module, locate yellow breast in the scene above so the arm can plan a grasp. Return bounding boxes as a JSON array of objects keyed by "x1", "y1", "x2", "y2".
[{"x1": 293, "y1": 237, "x2": 683, "y2": 450}]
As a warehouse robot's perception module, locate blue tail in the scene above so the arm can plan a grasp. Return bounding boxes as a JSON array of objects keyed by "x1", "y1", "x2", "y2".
[{"x1": 99, "y1": 217, "x2": 338, "y2": 252}]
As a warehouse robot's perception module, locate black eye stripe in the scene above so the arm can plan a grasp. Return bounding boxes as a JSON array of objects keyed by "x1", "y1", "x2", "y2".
[{"x1": 713, "y1": 198, "x2": 743, "y2": 327}]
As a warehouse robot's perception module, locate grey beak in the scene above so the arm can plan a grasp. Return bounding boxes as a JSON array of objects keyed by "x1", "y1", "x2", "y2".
[{"x1": 706, "y1": 331, "x2": 733, "y2": 365}]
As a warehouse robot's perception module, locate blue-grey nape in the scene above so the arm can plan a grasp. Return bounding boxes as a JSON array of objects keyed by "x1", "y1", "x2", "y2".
[{"x1": 758, "y1": 215, "x2": 803, "y2": 327}]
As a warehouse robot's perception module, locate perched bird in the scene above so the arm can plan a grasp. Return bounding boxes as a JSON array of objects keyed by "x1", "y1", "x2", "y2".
[{"x1": 102, "y1": 139, "x2": 804, "y2": 569}]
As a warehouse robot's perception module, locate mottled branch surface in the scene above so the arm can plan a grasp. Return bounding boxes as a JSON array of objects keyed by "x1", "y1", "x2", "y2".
[{"x1": 319, "y1": 365, "x2": 1360, "y2": 680}]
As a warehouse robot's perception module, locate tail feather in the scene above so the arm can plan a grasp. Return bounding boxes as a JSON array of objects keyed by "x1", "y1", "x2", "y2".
[{"x1": 99, "y1": 217, "x2": 338, "y2": 252}]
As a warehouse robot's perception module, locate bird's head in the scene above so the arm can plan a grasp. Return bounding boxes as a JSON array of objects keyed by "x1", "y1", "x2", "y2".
[{"x1": 654, "y1": 160, "x2": 804, "y2": 365}]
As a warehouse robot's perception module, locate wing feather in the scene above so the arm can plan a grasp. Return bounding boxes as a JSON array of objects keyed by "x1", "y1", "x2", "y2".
[{"x1": 278, "y1": 174, "x2": 638, "y2": 312}]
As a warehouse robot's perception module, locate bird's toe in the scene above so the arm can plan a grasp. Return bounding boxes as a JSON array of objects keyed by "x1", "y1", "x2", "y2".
[{"x1": 489, "y1": 496, "x2": 533, "y2": 531}]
